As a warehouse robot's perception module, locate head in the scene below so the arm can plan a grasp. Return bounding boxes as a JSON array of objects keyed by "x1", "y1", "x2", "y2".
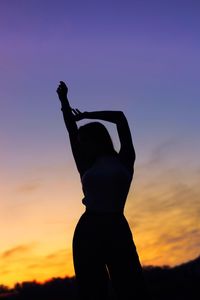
[{"x1": 78, "y1": 122, "x2": 117, "y2": 165}]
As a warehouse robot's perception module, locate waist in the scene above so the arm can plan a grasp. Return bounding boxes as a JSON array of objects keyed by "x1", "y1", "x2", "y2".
[{"x1": 85, "y1": 208, "x2": 124, "y2": 216}]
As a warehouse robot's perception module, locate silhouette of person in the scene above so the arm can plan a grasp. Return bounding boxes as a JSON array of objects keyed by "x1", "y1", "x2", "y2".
[{"x1": 56, "y1": 81, "x2": 150, "y2": 299}]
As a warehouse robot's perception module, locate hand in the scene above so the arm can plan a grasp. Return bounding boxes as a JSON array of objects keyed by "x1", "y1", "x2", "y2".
[
  {"x1": 71, "y1": 108, "x2": 87, "y2": 121},
  {"x1": 56, "y1": 81, "x2": 68, "y2": 101}
]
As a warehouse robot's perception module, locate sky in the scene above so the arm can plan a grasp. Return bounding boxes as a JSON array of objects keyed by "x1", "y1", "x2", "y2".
[{"x1": 0, "y1": 0, "x2": 200, "y2": 288}]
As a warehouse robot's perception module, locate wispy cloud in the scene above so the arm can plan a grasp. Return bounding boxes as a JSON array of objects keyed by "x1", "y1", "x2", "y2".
[
  {"x1": 15, "y1": 181, "x2": 41, "y2": 194},
  {"x1": 147, "y1": 137, "x2": 178, "y2": 166},
  {"x1": 45, "y1": 249, "x2": 68, "y2": 260},
  {"x1": 25, "y1": 248, "x2": 72, "y2": 276},
  {"x1": 1, "y1": 243, "x2": 37, "y2": 258},
  {"x1": 127, "y1": 157, "x2": 200, "y2": 267},
  {"x1": 0, "y1": 245, "x2": 73, "y2": 288}
]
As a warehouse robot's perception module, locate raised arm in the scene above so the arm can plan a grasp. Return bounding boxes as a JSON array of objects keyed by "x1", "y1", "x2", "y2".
[
  {"x1": 56, "y1": 82, "x2": 85, "y2": 176},
  {"x1": 72, "y1": 109, "x2": 136, "y2": 170}
]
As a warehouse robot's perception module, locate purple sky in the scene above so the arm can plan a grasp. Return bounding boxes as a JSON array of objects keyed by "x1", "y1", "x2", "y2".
[{"x1": 1, "y1": 0, "x2": 199, "y2": 157}]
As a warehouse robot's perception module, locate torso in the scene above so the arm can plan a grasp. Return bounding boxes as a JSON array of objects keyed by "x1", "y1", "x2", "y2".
[{"x1": 81, "y1": 155, "x2": 133, "y2": 213}]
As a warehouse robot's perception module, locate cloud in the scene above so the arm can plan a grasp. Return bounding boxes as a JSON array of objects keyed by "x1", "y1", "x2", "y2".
[
  {"x1": 1, "y1": 243, "x2": 37, "y2": 258},
  {"x1": 45, "y1": 249, "x2": 68, "y2": 260},
  {"x1": 16, "y1": 182, "x2": 41, "y2": 194},
  {"x1": 136, "y1": 137, "x2": 178, "y2": 171},
  {"x1": 26, "y1": 248, "x2": 72, "y2": 271},
  {"x1": 0, "y1": 246, "x2": 73, "y2": 288},
  {"x1": 126, "y1": 165, "x2": 200, "y2": 266},
  {"x1": 21, "y1": 248, "x2": 70, "y2": 268},
  {"x1": 148, "y1": 137, "x2": 178, "y2": 166}
]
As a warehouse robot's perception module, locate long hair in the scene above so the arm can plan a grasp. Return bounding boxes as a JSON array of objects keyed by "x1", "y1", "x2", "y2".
[{"x1": 78, "y1": 122, "x2": 117, "y2": 164}]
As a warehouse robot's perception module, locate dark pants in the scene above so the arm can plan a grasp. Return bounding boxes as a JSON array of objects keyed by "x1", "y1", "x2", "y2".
[{"x1": 73, "y1": 210, "x2": 149, "y2": 300}]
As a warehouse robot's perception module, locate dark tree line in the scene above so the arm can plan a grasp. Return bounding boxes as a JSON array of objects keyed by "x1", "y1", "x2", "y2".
[{"x1": 1, "y1": 255, "x2": 199, "y2": 300}]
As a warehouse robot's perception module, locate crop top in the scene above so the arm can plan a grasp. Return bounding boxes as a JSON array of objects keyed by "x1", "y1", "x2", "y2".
[{"x1": 81, "y1": 155, "x2": 133, "y2": 213}]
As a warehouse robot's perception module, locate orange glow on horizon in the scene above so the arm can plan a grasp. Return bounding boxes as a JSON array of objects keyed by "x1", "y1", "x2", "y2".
[{"x1": 1, "y1": 161, "x2": 200, "y2": 289}]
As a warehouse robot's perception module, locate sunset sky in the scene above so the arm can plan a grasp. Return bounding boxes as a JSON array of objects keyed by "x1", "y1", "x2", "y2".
[{"x1": 1, "y1": 0, "x2": 200, "y2": 288}]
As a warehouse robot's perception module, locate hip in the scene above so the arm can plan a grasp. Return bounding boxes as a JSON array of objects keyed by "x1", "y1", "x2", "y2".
[{"x1": 73, "y1": 209, "x2": 134, "y2": 244}]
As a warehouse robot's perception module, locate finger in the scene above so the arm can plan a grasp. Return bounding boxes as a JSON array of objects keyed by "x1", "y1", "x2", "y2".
[{"x1": 71, "y1": 109, "x2": 78, "y2": 115}]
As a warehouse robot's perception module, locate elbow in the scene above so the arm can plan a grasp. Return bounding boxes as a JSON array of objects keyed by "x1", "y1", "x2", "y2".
[
  {"x1": 130, "y1": 153, "x2": 136, "y2": 169},
  {"x1": 117, "y1": 111, "x2": 124, "y2": 117},
  {"x1": 117, "y1": 111, "x2": 126, "y2": 121},
  {"x1": 133, "y1": 150, "x2": 136, "y2": 163},
  {"x1": 130, "y1": 145, "x2": 136, "y2": 164}
]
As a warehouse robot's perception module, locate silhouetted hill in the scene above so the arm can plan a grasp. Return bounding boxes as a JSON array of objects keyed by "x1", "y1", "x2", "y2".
[
  {"x1": 1, "y1": 255, "x2": 199, "y2": 299},
  {"x1": 143, "y1": 255, "x2": 200, "y2": 299}
]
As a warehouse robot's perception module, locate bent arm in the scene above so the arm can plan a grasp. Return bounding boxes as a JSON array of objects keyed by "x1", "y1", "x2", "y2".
[
  {"x1": 61, "y1": 100, "x2": 78, "y2": 138},
  {"x1": 55, "y1": 80, "x2": 86, "y2": 175},
  {"x1": 83, "y1": 111, "x2": 136, "y2": 169},
  {"x1": 61, "y1": 102, "x2": 86, "y2": 175}
]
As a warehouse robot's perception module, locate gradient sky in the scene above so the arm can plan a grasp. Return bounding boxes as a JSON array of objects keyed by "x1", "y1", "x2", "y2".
[{"x1": 1, "y1": 0, "x2": 200, "y2": 288}]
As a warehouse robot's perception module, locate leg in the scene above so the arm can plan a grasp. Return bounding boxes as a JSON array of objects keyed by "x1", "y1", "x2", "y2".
[
  {"x1": 106, "y1": 217, "x2": 150, "y2": 299},
  {"x1": 107, "y1": 246, "x2": 149, "y2": 299},
  {"x1": 73, "y1": 214, "x2": 110, "y2": 300},
  {"x1": 74, "y1": 257, "x2": 110, "y2": 300}
]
